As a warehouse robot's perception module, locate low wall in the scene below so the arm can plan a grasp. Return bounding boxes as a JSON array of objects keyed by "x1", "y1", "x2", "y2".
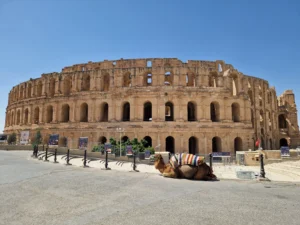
[{"x1": 0, "y1": 145, "x2": 34, "y2": 151}]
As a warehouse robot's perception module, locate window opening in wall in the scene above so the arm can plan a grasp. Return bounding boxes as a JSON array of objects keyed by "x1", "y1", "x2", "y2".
[
  {"x1": 234, "y1": 137, "x2": 243, "y2": 152},
  {"x1": 143, "y1": 102, "x2": 152, "y2": 121},
  {"x1": 143, "y1": 136, "x2": 152, "y2": 147},
  {"x1": 210, "y1": 102, "x2": 220, "y2": 122},
  {"x1": 82, "y1": 75, "x2": 90, "y2": 91},
  {"x1": 147, "y1": 60, "x2": 152, "y2": 67},
  {"x1": 100, "y1": 103, "x2": 109, "y2": 122},
  {"x1": 212, "y1": 137, "x2": 222, "y2": 152},
  {"x1": 27, "y1": 83, "x2": 32, "y2": 98},
  {"x1": 46, "y1": 105, "x2": 53, "y2": 123},
  {"x1": 122, "y1": 136, "x2": 129, "y2": 143},
  {"x1": 34, "y1": 107, "x2": 39, "y2": 124},
  {"x1": 49, "y1": 78, "x2": 55, "y2": 97},
  {"x1": 16, "y1": 110, "x2": 20, "y2": 125},
  {"x1": 164, "y1": 72, "x2": 171, "y2": 86},
  {"x1": 123, "y1": 73, "x2": 131, "y2": 87},
  {"x1": 122, "y1": 102, "x2": 130, "y2": 121},
  {"x1": 231, "y1": 103, "x2": 240, "y2": 122},
  {"x1": 98, "y1": 136, "x2": 107, "y2": 144},
  {"x1": 82, "y1": 67, "x2": 85, "y2": 71},
  {"x1": 147, "y1": 73, "x2": 152, "y2": 85},
  {"x1": 187, "y1": 102, "x2": 196, "y2": 121},
  {"x1": 64, "y1": 77, "x2": 72, "y2": 96},
  {"x1": 248, "y1": 90, "x2": 253, "y2": 105},
  {"x1": 189, "y1": 136, "x2": 198, "y2": 155},
  {"x1": 269, "y1": 139, "x2": 273, "y2": 150},
  {"x1": 61, "y1": 104, "x2": 70, "y2": 123},
  {"x1": 80, "y1": 103, "x2": 88, "y2": 122},
  {"x1": 232, "y1": 78, "x2": 237, "y2": 96},
  {"x1": 278, "y1": 114, "x2": 287, "y2": 129},
  {"x1": 218, "y1": 64, "x2": 222, "y2": 72},
  {"x1": 113, "y1": 61, "x2": 116, "y2": 66},
  {"x1": 165, "y1": 102, "x2": 174, "y2": 121},
  {"x1": 24, "y1": 109, "x2": 29, "y2": 124},
  {"x1": 280, "y1": 138, "x2": 288, "y2": 147},
  {"x1": 166, "y1": 136, "x2": 175, "y2": 154}
]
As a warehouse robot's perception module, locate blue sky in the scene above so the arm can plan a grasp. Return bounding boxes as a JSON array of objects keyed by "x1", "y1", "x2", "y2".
[{"x1": 0, "y1": 0, "x2": 300, "y2": 131}]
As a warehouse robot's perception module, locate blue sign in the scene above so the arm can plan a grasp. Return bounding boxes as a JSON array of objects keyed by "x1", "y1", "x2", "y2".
[
  {"x1": 212, "y1": 152, "x2": 231, "y2": 157},
  {"x1": 145, "y1": 150, "x2": 151, "y2": 159},
  {"x1": 280, "y1": 146, "x2": 290, "y2": 157},
  {"x1": 126, "y1": 145, "x2": 133, "y2": 156},
  {"x1": 49, "y1": 134, "x2": 59, "y2": 146},
  {"x1": 105, "y1": 143, "x2": 112, "y2": 153}
]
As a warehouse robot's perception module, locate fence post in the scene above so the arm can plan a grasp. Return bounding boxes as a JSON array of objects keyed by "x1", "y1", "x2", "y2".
[
  {"x1": 209, "y1": 153, "x2": 213, "y2": 170},
  {"x1": 83, "y1": 150, "x2": 87, "y2": 167},
  {"x1": 54, "y1": 149, "x2": 58, "y2": 163},
  {"x1": 35, "y1": 145, "x2": 38, "y2": 158},
  {"x1": 44, "y1": 147, "x2": 49, "y2": 162},
  {"x1": 66, "y1": 149, "x2": 72, "y2": 165},
  {"x1": 101, "y1": 150, "x2": 111, "y2": 170},
  {"x1": 260, "y1": 154, "x2": 265, "y2": 178}
]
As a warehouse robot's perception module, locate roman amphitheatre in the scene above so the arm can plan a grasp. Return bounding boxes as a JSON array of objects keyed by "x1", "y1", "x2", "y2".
[{"x1": 4, "y1": 58, "x2": 300, "y2": 154}]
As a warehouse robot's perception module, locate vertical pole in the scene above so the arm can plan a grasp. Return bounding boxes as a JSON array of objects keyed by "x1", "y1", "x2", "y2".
[
  {"x1": 83, "y1": 150, "x2": 87, "y2": 167},
  {"x1": 105, "y1": 150, "x2": 108, "y2": 169},
  {"x1": 120, "y1": 132, "x2": 121, "y2": 157},
  {"x1": 209, "y1": 153, "x2": 213, "y2": 170},
  {"x1": 133, "y1": 151, "x2": 136, "y2": 171},
  {"x1": 44, "y1": 147, "x2": 49, "y2": 161},
  {"x1": 36, "y1": 145, "x2": 38, "y2": 158},
  {"x1": 260, "y1": 154, "x2": 265, "y2": 178},
  {"x1": 66, "y1": 149, "x2": 70, "y2": 165},
  {"x1": 54, "y1": 149, "x2": 57, "y2": 163}
]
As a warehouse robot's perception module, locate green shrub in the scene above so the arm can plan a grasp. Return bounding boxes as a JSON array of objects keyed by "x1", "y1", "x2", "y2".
[{"x1": 7, "y1": 133, "x2": 16, "y2": 144}]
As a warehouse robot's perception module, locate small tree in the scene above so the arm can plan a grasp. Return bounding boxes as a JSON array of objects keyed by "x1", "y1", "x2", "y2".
[
  {"x1": 32, "y1": 130, "x2": 42, "y2": 147},
  {"x1": 7, "y1": 133, "x2": 16, "y2": 144}
]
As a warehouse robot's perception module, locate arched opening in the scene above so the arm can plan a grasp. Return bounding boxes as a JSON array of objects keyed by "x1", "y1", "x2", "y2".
[
  {"x1": 147, "y1": 60, "x2": 152, "y2": 67},
  {"x1": 123, "y1": 72, "x2": 131, "y2": 87},
  {"x1": 209, "y1": 76, "x2": 217, "y2": 87},
  {"x1": 165, "y1": 102, "x2": 174, "y2": 121},
  {"x1": 100, "y1": 102, "x2": 109, "y2": 122},
  {"x1": 248, "y1": 89, "x2": 253, "y2": 105},
  {"x1": 234, "y1": 137, "x2": 243, "y2": 152},
  {"x1": 212, "y1": 137, "x2": 222, "y2": 152},
  {"x1": 210, "y1": 102, "x2": 220, "y2": 122},
  {"x1": 11, "y1": 112, "x2": 14, "y2": 125},
  {"x1": 278, "y1": 115, "x2": 287, "y2": 128},
  {"x1": 81, "y1": 75, "x2": 90, "y2": 91},
  {"x1": 27, "y1": 83, "x2": 32, "y2": 98},
  {"x1": 186, "y1": 72, "x2": 195, "y2": 87},
  {"x1": 37, "y1": 81, "x2": 43, "y2": 97},
  {"x1": 121, "y1": 136, "x2": 129, "y2": 143},
  {"x1": 260, "y1": 110, "x2": 264, "y2": 128},
  {"x1": 34, "y1": 107, "x2": 39, "y2": 124},
  {"x1": 189, "y1": 136, "x2": 198, "y2": 155},
  {"x1": 251, "y1": 109, "x2": 254, "y2": 128},
  {"x1": 166, "y1": 136, "x2": 175, "y2": 154},
  {"x1": 102, "y1": 73, "x2": 110, "y2": 91},
  {"x1": 164, "y1": 72, "x2": 172, "y2": 86},
  {"x1": 24, "y1": 109, "x2": 29, "y2": 124},
  {"x1": 46, "y1": 105, "x2": 53, "y2": 123},
  {"x1": 231, "y1": 103, "x2": 240, "y2": 122},
  {"x1": 63, "y1": 77, "x2": 72, "y2": 96},
  {"x1": 122, "y1": 102, "x2": 130, "y2": 121},
  {"x1": 280, "y1": 138, "x2": 288, "y2": 147},
  {"x1": 80, "y1": 103, "x2": 88, "y2": 122},
  {"x1": 145, "y1": 73, "x2": 152, "y2": 86},
  {"x1": 261, "y1": 137, "x2": 265, "y2": 149},
  {"x1": 187, "y1": 102, "x2": 196, "y2": 121},
  {"x1": 20, "y1": 86, "x2": 24, "y2": 99},
  {"x1": 16, "y1": 110, "x2": 21, "y2": 125},
  {"x1": 232, "y1": 75, "x2": 238, "y2": 96},
  {"x1": 61, "y1": 104, "x2": 70, "y2": 123},
  {"x1": 143, "y1": 136, "x2": 152, "y2": 147},
  {"x1": 49, "y1": 78, "x2": 55, "y2": 97},
  {"x1": 143, "y1": 102, "x2": 152, "y2": 121},
  {"x1": 269, "y1": 139, "x2": 273, "y2": 150},
  {"x1": 98, "y1": 136, "x2": 107, "y2": 144}
]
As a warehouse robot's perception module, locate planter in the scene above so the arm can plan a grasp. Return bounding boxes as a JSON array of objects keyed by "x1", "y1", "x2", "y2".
[{"x1": 138, "y1": 152, "x2": 145, "y2": 160}]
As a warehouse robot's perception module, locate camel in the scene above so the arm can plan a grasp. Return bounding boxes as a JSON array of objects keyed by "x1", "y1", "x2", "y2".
[{"x1": 154, "y1": 154, "x2": 217, "y2": 181}]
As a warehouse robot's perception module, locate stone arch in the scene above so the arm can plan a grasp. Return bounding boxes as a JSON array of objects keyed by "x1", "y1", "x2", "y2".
[
  {"x1": 122, "y1": 102, "x2": 130, "y2": 121},
  {"x1": 20, "y1": 86, "x2": 24, "y2": 99},
  {"x1": 231, "y1": 74, "x2": 238, "y2": 96},
  {"x1": 143, "y1": 136, "x2": 152, "y2": 147},
  {"x1": 80, "y1": 103, "x2": 88, "y2": 122},
  {"x1": 260, "y1": 110, "x2": 264, "y2": 128},
  {"x1": 144, "y1": 72, "x2": 152, "y2": 86},
  {"x1": 16, "y1": 110, "x2": 21, "y2": 125},
  {"x1": 166, "y1": 136, "x2": 175, "y2": 154},
  {"x1": 49, "y1": 78, "x2": 55, "y2": 97},
  {"x1": 121, "y1": 136, "x2": 129, "y2": 143},
  {"x1": 24, "y1": 108, "x2": 29, "y2": 124},
  {"x1": 102, "y1": 73, "x2": 110, "y2": 91},
  {"x1": 209, "y1": 73, "x2": 217, "y2": 87},
  {"x1": 278, "y1": 114, "x2": 287, "y2": 128},
  {"x1": 34, "y1": 107, "x2": 40, "y2": 124},
  {"x1": 123, "y1": 72, "x2": 131, "y2": 87},
  {"x1": 165, "y1": 102, "x2": 174, "y2": 121},
  {"x1": 186, "y1": 72, "x2": 195, "y2": 87},
  {"x1": 234, "y1": 137, "x2": 243, "y2": 152},
  {"x1": 100, "y1": 102, "x2": 109, "y2": 122},
  {"x1": 210, "y1": 101, "x2": 220, "y2": 122},
  {"x1": 27, "y1": 83, "x2": 32, "y2": 98},
  {"x1": 81, "y1": 74, "x2": 90, "y2": 91},
  {"x1": 247, "y1": 89, "x2": 253, "y2": 105},
  {"x1": 231, "y1": 103, "x2": 240, "y2": 122},
  {"x1": 164, "y1": 71, "x2": 173, "y2": 86},
  {"x1": 143, "y1": 101, "x2": 152, "y2": 121},
  {"x1": 212, "y1": 136, "x2": 222, "y2": 152},
  {"x1": 37, "y1": 81, "x2": 43, "y2": 97},
  {"x1": 189, "y1": 136, "x2": 198, "y2": 155},
  {"x1": 46, "y1": 105, "x2": 54, "y2": 123},
  {"x1": 280, "y1": 138, "x2": 288, "y2": 147},
  {"x1": 187, "y1": 101, "x2": 197, "y2": 121},
  {"x1": 61, "y1": 104, "x2": 70, "y2": 123},
  {"x1": 98, "y1": 136, "x2": 107, "y2": 144},
  {"x1": 63, "y1": 76, "x2": 72, "y2": 96},
  {"x1": 11, "y1": 111, "x2": 14, "y2": 125}
]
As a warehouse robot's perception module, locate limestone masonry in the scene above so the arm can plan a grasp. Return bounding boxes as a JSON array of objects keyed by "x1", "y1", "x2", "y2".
[{"x1": 4, "y1": 58, "x2": 300, "y2": 154}]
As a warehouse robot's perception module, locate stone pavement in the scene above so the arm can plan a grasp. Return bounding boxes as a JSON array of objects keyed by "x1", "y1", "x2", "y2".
[{"x1": 27, "y1": 150, "x2": 300, "y2": 182}]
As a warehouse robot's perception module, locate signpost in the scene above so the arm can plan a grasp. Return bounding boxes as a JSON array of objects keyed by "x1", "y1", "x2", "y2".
[{"x1": 105, "y1": 143, "x2": 112, "y2": 154}]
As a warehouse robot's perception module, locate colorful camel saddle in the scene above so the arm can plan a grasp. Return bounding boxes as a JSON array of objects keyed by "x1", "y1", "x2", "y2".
[{"x1": 170, "y1": 153, "x2": 205, "y2": 168}]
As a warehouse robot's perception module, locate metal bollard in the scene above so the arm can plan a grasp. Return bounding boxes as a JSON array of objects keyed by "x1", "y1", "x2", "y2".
[
  {"x1": 105, "y1": 150, "x2": 108, "y2": 169},
  {"x1": 83, "y1": 150, "x2": 87, "y2": 167},
  {"x1": 44, "y1": 148, "x2": 49, "y2": 162},
  {"x1": 133, "y1": 152, "x2": 137, "y2": 171},
  {"x1": 66, "y1": 149, "x2": 71, "y2": 165},
  {"x1": 35, "y1": 145, "x2": 39, "y2": 158},
  {"x1": 260, "y1": 154, "x2": 266, "y2": 178},
  {"x1": 53, "y1": 149, "x2": 58, "y2": 163},
  {"x1": 209, "y1": 153, "x2": 213, "y2": 170}
]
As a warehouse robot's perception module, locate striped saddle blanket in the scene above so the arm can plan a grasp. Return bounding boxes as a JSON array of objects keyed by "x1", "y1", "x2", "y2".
[{"x1": 170, "y1": 153, "x2": 205, "y2": 168}]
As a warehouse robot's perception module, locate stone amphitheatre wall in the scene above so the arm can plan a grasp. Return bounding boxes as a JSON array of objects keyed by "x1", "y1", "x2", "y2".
[{"x1": 4, "y1": 58, "x2": 300, "y2": 154}]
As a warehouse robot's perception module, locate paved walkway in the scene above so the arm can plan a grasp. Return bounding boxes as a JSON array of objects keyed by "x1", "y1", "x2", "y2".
[{"x1": 26, "y1": 150, "x2": 300, "y2": 182}]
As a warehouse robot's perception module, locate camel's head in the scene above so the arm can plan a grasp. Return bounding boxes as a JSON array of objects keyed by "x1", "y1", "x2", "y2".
[{"x1": 154, "y1": 154, "x2": 163, "y2": 163}]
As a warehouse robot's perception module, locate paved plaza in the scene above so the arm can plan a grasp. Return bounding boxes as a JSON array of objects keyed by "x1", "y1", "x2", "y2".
[{"x1": 1, "y1": 150, "x2": 300, "y2": 225}]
